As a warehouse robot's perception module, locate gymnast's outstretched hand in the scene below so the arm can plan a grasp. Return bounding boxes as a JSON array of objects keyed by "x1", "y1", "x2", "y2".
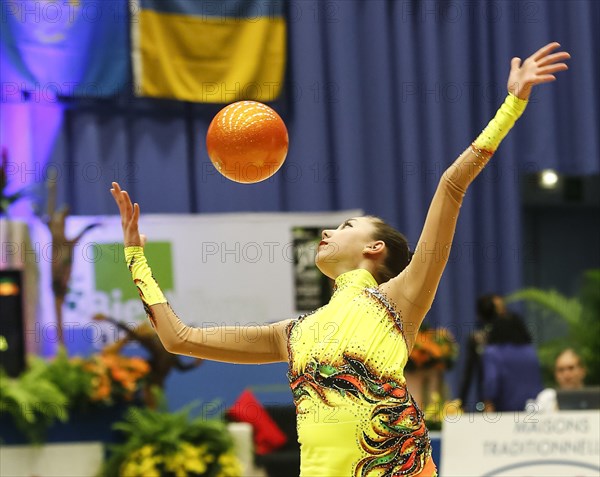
[
  {"x1": 508, "y1": 41, "x2": 570, "y2": 100},
  {"x1": 110, "y1": 182, "x2": 146, "y2": 248}
]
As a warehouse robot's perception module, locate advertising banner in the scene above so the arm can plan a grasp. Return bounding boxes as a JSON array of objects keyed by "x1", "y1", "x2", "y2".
[
  {"x1": 19, "y1": 211, "x2": 360, "y2": 354},
  {"x1": 441, "y1": 410, "x2": 600, "y2": 476}
]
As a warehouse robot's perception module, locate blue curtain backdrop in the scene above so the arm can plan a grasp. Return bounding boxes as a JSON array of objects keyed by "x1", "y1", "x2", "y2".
[{"x1": 2, "y1": 0, "x2": 599, "y2": 398}]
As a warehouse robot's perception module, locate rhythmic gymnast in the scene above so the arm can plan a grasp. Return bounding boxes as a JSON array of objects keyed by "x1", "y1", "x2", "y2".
[{"x1": 111, "y1": 42, "x2": 569, "y2": 476}]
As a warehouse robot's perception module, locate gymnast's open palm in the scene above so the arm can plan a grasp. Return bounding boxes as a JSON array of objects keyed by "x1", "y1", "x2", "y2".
[
  {"x1": 508, "y1": 41, "x2": 570, "y2": 100},
  {"x1": 110, "y1": 181, "x2": 146, "y2": 247}
]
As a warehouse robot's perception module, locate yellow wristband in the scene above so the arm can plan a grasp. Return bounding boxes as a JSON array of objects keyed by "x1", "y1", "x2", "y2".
[
  {"x1": 124, "y1": 246, "x2": 167, "y2": 306},
  {"x1": 473, "y1": 93, "x2": 528, "y2": 153}
]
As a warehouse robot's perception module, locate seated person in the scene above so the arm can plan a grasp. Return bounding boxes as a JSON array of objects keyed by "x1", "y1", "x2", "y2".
[
  {"x1": 482, "y1": 314, "x2": 543, "y2": 412},
  {"x1": 535, "y1": 348, "x2": 587, "y2": 412}
]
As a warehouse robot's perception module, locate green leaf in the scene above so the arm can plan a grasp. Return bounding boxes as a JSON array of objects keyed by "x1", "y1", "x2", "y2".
[
  {"x1": 507, "y1": 269, "x2": 600, "y2": 385},
  {"x1": 0, "y1": 364, "x2": 69, "y2": 443},
  {"x1": 506, "y1": 288, "x2": 582, "y2": 324}
]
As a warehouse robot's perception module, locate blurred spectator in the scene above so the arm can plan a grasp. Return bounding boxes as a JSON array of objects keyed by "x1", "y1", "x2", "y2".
[
  {"x1": 482, "y1": 314, "x2": 543, "y2": 412},
  {"x1": 458, "y1": 294, "x2": 508, "y2": 410},
  {"x1": 534, "y1": 348, "x2": 587, "y2": 412}
]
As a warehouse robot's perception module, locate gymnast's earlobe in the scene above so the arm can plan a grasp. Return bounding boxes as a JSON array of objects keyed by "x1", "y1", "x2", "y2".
[{"x1": 365, "y1": 241, "x2": 385, "y2": 254}]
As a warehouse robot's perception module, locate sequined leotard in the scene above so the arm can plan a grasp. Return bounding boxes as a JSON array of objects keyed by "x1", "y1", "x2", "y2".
[{"x1": 287, "y1": 269, "x2": 437, "y2": 477}]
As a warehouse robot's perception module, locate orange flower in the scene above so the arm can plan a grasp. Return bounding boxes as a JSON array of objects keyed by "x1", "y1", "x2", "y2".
[
  {"x1": 111, "y1": 367, "x2": 130, "y2": 383},
  {"x1": 408, "y1": 327, "x2": 458, "y2": 371},
  {"x1": 100, "y1": 353, "x2": 119, "y2": 367},
  {"x1": 92, "y1": 374, "x2": 112, "y2": 401},
  {"x1": 80, "y1": 352, "x2": 150, "y2": 404},
  {"x1": 126, "y1": 357, "x2": 150, "y2": 374}
]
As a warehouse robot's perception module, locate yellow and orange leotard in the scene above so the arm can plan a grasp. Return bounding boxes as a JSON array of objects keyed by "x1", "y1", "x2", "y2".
[{"x1": 287, "y1": 269, "x2": 437, "y2": 476}]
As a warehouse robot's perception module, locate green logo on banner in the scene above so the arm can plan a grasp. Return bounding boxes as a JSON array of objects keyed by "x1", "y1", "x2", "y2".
[{"x1": 94, "y1": 242, "x2": 174, "y2": 300}]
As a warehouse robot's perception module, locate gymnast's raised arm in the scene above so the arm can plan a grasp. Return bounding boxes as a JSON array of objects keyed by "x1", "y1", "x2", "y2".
[
  {"x1": 110, "y1": 182, "x2": 290, "y2": 364},
  {"x1": 380, "y1": 42, "x2": 570, "y2": 349}
]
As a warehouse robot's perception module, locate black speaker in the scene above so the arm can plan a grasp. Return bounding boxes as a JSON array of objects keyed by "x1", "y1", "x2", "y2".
[{"x1": 0, "y1": 270, "x2": 25, "y2": 377}]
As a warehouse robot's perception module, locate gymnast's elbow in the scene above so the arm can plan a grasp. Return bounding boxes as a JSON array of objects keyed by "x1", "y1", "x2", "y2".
[
  {"x1": 159, "y1": 335, "x2": 187, "y2": 355},
  {"x1": 439, "y1": 172, "x2": 466, "y2": 198}
]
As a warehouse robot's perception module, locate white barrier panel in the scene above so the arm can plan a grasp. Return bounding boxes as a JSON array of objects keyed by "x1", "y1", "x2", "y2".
[
  {"x1": 0, "y1": 442, "x2": 104, "y2": 477},
  {"x1": 441, "y1": 410, "x2": 600, "y2": 476}
]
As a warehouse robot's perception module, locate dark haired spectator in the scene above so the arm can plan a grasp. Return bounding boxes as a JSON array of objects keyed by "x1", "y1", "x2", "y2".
[
  {"x1": 482, "y1": 314, "x2": 543, "y2": 412},
  {"x1": 458, "y1": 294, "x2": 508, "y2": 410}
]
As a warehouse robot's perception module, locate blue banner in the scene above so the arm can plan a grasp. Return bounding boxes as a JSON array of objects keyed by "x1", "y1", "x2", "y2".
[{"x1": 0, "y1": 0, "x2": 129, "y2": 100}]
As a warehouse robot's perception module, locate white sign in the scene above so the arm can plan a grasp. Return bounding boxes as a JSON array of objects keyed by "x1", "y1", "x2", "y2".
[
  {"x1": 441, "y1": 411, "x2": 600, "y2": 476},
  {"x1": 24, "y1": 211, "x2": 361, "y2": 349}
]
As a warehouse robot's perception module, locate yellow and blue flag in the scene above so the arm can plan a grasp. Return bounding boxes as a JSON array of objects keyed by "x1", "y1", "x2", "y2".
[
  {"x1": 0, "y1": 0, "x2": 129, "y2": 99},
  {"x1": 131, "y1": 0, "x2": 287, "y2": 103}
]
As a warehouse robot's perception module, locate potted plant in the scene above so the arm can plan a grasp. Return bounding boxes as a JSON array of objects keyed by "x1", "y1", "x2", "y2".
[
  {"x1": 0, "y1": 356, "x2": 69, "y2": 443},
  {"x1": 506, "y1": 269, "x2": 600, "y2": 385},
  {"x1": 101, "y1": 393, "x2": 242, "y2": 477}
]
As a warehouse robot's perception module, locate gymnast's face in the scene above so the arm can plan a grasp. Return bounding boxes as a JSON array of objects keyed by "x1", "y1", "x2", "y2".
[{"x1": 315, "y1": 217, "x2": 379, "y2": 279}]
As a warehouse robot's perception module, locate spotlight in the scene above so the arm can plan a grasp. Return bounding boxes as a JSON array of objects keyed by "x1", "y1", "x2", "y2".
[{"x1": 539, "y1": 169, "x2": 559, "y2": 189}]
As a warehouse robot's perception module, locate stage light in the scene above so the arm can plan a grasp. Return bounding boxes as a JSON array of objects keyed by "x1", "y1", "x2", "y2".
[{"x1": 539, "y1": 169, "x2": 559, "y2": 189}]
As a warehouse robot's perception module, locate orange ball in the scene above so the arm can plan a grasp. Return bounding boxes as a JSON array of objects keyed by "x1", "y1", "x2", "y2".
[{"x1": 206, "y1": 101, "x2": 289, "y2": 184}]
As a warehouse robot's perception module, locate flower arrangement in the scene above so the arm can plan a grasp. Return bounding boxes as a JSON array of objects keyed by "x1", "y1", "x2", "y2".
[
  {"x1": 2, "y1": 350, "x2": 240, "y2": 476},
  {"x1": 0, "y1": 347, "x2": 150, "y2": 443},
  {"x1": 406, "y1": 327, "x2": 459, "y2": 372},
  {"x1": 83, "y1": 352, "x2": 150, "y2": 404},
  {"x1": 118, "y1": 442, "x2": 241, "y2": 477},
  {"x1": 101, "y1": 396, "x2": 242, "y2": 477}
]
